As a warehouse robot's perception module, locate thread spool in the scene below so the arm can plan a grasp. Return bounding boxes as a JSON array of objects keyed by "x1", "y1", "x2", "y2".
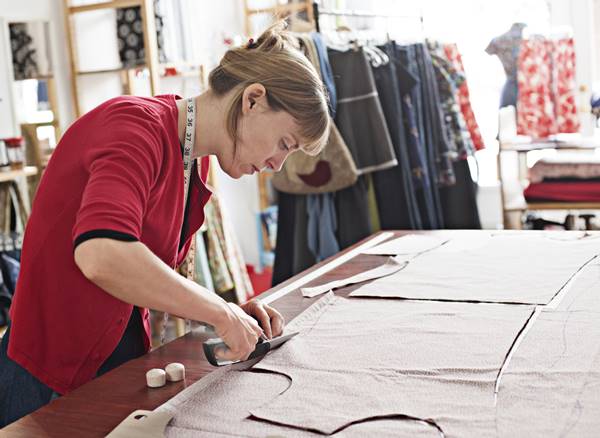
[
  {"x1": 165, "y1": 362, "x2": 185, "y2": 382},
  {"x1": 146, "y1": 368, "x2": 166, "y2": 388}
]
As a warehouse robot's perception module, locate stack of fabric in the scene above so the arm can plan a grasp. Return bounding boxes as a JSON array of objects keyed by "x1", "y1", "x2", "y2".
[{"x1": 524, "y1": 154, "x2": 600, "y2": 202}]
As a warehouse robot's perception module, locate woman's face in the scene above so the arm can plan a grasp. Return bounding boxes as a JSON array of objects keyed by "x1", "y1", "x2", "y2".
[{"x1": 220, "y1": 84, "x2": 303, "y2": 179}]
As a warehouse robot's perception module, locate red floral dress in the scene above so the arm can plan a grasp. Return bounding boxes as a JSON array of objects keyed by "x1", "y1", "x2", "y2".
[
  {"x1": 444, "y1": 43, "x2": 486, "y2": 151},
  {"x1": 517, "y1": 37, "x2": 580, "y2": 138}
]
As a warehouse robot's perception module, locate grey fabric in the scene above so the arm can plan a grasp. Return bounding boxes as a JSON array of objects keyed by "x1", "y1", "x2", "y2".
[
  {"x1": 248, "y1": 293, "x2": 533, "y2": 437},
  {"x1": 496, "y1": 260, "x2": 600, "y2": 437},
  {"x1": 158, "y1": 293, "x2": 532, "y2": 437},
  {"x1": 350, "y1": 233, "x2": 600, "y2": 304},
  {"x1": 361, "y1": 234, "x2": 448, "y2": 256},
  {"x1": 159, "y1": 355, "x2": 439, "y2": 437}
]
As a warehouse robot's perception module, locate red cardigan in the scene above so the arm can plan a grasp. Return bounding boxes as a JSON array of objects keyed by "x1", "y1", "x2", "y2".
[{"x1": 8, "y1": 95, "x2": 211, "y2": 394}]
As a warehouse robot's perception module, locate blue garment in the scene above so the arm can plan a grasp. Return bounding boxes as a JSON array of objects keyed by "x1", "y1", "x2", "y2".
[
  {"x1": 370, "y1": 42, "x2": 422, "y2": 230},
  {"x1": 311, "y1": 32, "x2": 337, "y2": 117},
  {"x1": 306, "y1": 194, "x2": 339, "y2": 262},
  {"x1": 0, "y1": 325, "x2": 58, "y2": 428},
  {"x1": 398, "y1": 44, "x2": 441, "y2": 229},
  {"x1": 0, "y1": 307, "x2": 145, "y2": 427}
]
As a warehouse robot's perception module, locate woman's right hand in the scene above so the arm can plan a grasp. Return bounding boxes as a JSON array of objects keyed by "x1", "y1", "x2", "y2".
[{"x1": 213, "y1": 302, "x2": 264, "y2": 362}]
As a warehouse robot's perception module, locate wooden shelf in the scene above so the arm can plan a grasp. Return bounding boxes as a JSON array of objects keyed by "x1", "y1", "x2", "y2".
[
  {"x1": 0, "y1": 166, "x2": 38, "y2": 183},
  {"x1": 500, "y1": 138, "x2": 600, "y2": 152},
  {"x1": 247, "y1": 3, "x2": 309, "y2": 16},
  {"x1": 77, "y1": 67, "x2": 133, "y2": 76},
  {"x1": 69, "y1": 0, "x2": 142, "y2": 14}
]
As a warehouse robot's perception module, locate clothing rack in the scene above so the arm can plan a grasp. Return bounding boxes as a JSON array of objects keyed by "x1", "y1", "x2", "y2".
[{"x1": 312, "y1": 1, "x2": 423, "y2": 33}]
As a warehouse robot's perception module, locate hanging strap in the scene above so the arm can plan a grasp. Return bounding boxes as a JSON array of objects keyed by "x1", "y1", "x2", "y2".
[{"x1": 160, "y1": 97, "x2": 196, "y2": 345}]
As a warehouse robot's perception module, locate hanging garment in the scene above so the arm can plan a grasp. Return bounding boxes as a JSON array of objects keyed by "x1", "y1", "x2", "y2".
[
  {"x1": 116, "y1": 1, "x2": 167, "y2": 67},
  {"x1": 203, "y1": 195, "x2": 254, "y2": 302},
  {"x1": 417, "y1": 43, "x2": 456, "y2": 188},
  {"x1": 8, "y1": 23, "x2": 38, "y2": 80},
  {"x1": 272, "y1": 192, "x2": 316, "y2": 286},
  {"x1": 397, "y1": 44, "x2": 441, "y2": 229},
  {"x1": 486, "y1": 23, "x2": 526, "y2": 108},
  {"x1": 192, "y1": 232, "x2": 214, "y2": 292},
  {"x1": 553, "y1": 38, "x2": 580, "y2": 133},
  {"x1": 428, "y1": 40, "x2": 476, "y2": 161},
  {"x1": 517, "y1": 37, "x2": 557, "y2": 138},
  {"x1": 365, "y1": 175, "x2": 381, "y2": 233},
  {"x1": 335, "y1": 176, "x2": 373, "y2": 250},
  {"x1": 306, "y1": 194, "x2": 339, "y2": 262},
  {"x1": 439, "y1": 159, "x2": 481, "y2": 229},
  {"x1": 444, "y1": 43, "x2": 486, "y2": 151},
  {"x1": 370, "y1": 42, "x2": 421, "y2": 230},
  {"x1": 328, "y1": 48, "x2": 397, "y2": 174},
  {"x1": 272, "y1": 36, "x2": 358, "y2": 194},
  {"x1": 311, "y1": 32, "x2": 337, "y2": 116},
  {"x1": 412, "y1": 43, "x2": 447, "y2": 227}
]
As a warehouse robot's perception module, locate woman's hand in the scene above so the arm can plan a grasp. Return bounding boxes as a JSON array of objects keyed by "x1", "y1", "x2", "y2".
[
  {"x1": 240, "y1": 300, "x2": 285, "y2": 339},
  {"x1": 213, "y1": 302, "x2": 264, "y2": 362}
]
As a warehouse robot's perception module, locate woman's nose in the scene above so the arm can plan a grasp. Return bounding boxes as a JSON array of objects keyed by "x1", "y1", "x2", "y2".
[{"x1": 271, "y1": 151, "x2": 290, "y2": 172}]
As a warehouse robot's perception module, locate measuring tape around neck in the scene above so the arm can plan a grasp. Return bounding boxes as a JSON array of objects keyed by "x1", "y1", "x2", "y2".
[{"x1": 160, "y1": 97, "x2": 196, "y2": 345}]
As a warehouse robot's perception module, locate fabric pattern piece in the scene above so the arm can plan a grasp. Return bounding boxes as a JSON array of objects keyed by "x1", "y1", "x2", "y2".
[
  {"x1": 496, "y1": 259, "x2": 600, "y2": 437},
  {"x1": 159, "y1": 360, "x2": 439, "y2": 437},
  {"x1": 350, "y1": 233, "x2": 600, "y2": 304},
  {"x1": 300, "y1": 256, "x2": 406, "y2": 298},
  {"x1": 248, "y1": 293, "x2": 534, "y2": 437},
  {"x1": 361, "y1": 234, "x2": 448, "y2": 255}
]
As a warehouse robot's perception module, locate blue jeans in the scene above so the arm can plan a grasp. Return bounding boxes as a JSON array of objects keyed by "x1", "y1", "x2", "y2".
[
  {"x1": 0, "y1": 324, "x2": 59, "y2": 428},
  {"x1": 0, "y1": 308, "x2": 144, "y2": 428}
]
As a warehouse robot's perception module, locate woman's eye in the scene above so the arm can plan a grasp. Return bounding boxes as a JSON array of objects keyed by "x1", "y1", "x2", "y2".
[{"x1": 280, "y1": 141, "x2": 290, "y2": 151}]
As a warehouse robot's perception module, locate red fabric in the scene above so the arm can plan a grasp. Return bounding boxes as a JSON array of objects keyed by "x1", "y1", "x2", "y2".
[
  {"x1": 517, "y1": 37, "x2": 580, "y2": 138},
  {"x1": 553, "y1": 38, "x2": 580, "y2": 133},
  {"x1": 8, "y1": 95, "x2": 211, "y2": 394},
  {"x1": 443, "y1": 44, "x2": 485, "y2": 151},
  {"x1": 524, "y1": 181, "x2": 600, "y2": 202}
]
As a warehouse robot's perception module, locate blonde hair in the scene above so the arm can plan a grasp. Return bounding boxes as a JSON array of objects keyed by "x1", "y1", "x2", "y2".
[{"x1": 208, "y1": 22, "x2": 330, "y2": 156}]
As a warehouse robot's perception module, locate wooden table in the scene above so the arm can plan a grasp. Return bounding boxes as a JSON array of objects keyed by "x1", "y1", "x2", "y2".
[{"x1": 2, "y1": 230, "x2": 402, "y2": 437}]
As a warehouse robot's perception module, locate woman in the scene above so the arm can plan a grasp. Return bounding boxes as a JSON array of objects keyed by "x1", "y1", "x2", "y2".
[{"x1": 0, "y1": 22, "x2": 330, "y2": 427}]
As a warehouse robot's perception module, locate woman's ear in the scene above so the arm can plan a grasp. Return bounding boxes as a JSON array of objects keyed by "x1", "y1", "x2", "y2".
[{"x1": 242, "y1": 83, "x2": 267, "y2": 115}]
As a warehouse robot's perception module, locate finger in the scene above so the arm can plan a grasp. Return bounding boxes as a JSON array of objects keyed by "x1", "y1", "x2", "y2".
[
  {"x1": 215, "y1": 346, "x2": 239, "y2": 361},
  {"x1": 253, "y1": 304, "x2": 273, "y2": 339},
  {"x1": 265, "y1": 306, "x2": 285, "y2": 337}
]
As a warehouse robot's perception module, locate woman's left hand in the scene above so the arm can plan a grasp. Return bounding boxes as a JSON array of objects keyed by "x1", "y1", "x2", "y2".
[{"x1": 240, "y1": 299, "x2": 285, "y2": 339}]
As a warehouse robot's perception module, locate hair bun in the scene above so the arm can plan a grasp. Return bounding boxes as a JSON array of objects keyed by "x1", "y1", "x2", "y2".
[{"x1": 253, "y1": 21, "x2": 294, "y2": 51}]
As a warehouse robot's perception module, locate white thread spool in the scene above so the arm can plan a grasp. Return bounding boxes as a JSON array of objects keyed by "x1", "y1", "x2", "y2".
[
  {"x1": 165, "y1": 362, "x2": 185, "y2": 382},
  {"x1": 146, "y1": 368, "x2": 166, "y2": 388}
]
